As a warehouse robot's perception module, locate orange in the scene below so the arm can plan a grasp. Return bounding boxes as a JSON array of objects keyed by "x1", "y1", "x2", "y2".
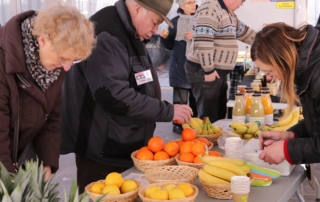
[
  {"x1": 181, "y1": 128, "x2": 196, "y2": 141},
  {"x1": 180, "y1": 141, "x2": 194, "y2": 154},
  {"x1": 164, "y1": 141, "x2": 179, "y2": 157},
  {"x1": 179, "y1": 152, "x2": 195, "y2": 163},
  {"x1": 173, "y1": 120, "x2": 182, "y2": 125},
  {"x1": 192, "y1": 139, "x2": 200, "y2": 144},
  {"x1": 191, "y1": 143, "x2": 205, "y2": 156},
  {"x1": 175, "y1": 140, "x2": 185, "y2": 148},
  {"x1": 137, "y1": 146, "x2": 150, "y2": 155},
  {"x1": 209, "y1": 151, "x2": 222, "y2": 157},
  {"x1": 197, "y1": 137, "x2": 211, "y2": 147},
  {"x1": 193, "y1": 155, "x2": 203, "y2": 163},
  {"x1": 148, "y1": 136, "x2": 164, "y2": 153},
  {"x1": 154, "y1": 151, "x2": 170, "y2": 160},
  {"x1": 136, "y1": 150, "x2": 153, "y2": 160}
]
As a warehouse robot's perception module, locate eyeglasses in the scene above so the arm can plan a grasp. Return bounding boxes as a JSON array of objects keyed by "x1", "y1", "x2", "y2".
[
  {"x1": 242, "y1": 0, "x2": 246, "y2": 2},
  {"x1": 52, "y1": 43, "x2": 81, "y2": 67},
  {"x1": 185, "y1": 1, "x2": 196, "y2": 5}
]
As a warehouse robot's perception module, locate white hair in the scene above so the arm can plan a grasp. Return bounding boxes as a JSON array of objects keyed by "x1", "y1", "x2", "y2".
[{"x1": 176, "y1": 0, "x2": 185, "y2": 6}]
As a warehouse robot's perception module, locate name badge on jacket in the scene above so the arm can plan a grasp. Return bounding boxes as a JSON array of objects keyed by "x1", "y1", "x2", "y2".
[{"x1": 135, "y1": 70, "x2": 153, "y2": 86}]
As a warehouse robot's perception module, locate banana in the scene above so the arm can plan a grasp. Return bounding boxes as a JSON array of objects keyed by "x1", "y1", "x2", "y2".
[
  {"x1": 202, "y1": 123, "x2": 208, "y2": 135},
  {"x1": 211, "y1": 125, "x2": 221, "y2": 134},
  {"x1": 234, "y1": 126, "x2": 248, "y2": 135},
  {"x1": 230, "y1": 121, "x2": 246, "y2": 129},
  {"x1": 243, "y1": 134, "x2": 254, "y2": 140},
  {"x1": 203, "y1": 165, "x2": 237, "y2": 181},
  {"x1": 272, "y1": 110, "x2": 299, "y2": 131},
  {"x1": 271, "y1": 107, "x2": 299, "y2": 127},
  {"x1": 299, "y1": 114, "x2": 304, "y2": 121},
  {"x1": 182, "y1": 123, "x2": 191, "y2": 130},
  {"x1": 194, "y1": 117, "x2": 204, "y2": 126},
  {"x1": 195, "y1": 127, "x2": 203, "y2": 135},
  {"x1": 207, "y1": 161, "x2": 247, "y2": 176},
  {"x1": 198, "y1": 169, "x2": 230, "y2": 184},
  {"x1": 189, "y1": 118, "x2": 201, "y2": 130},
  {"x1": 230, "y1": 130, "x2": 243, "y2": 138},
  {"x1": 245, "y1": 122, "x2": 254, "y2": 128},
  {"x1": 200, "y1": 155, "x2": 246, "y2": 166},
  {"x1": 207, "y1": 123, "x2": 214, "y2": 134},
  {"x1": 247, "y1": 122, "x2": 258, "y2": 134},
  {"x1": 238, "y1": 165, "x2": 251, "y2": 174}
]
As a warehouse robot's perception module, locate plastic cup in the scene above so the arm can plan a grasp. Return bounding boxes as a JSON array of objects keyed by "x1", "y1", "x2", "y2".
[
  {"x1": 231, "y1": 176, "x2": 250, "y2": 201},
  {"x1": 232, "y1": 192, "x2": 249, "y2": 202},
  {"x1": 225, "y1": 137, "x2": 243, "y2": 159}
]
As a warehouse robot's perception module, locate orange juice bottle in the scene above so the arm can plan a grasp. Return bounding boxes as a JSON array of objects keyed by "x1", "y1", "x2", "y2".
[
  {"x1": 261, "y1": 91, "x2": 273, "y2": 125},
  {"x1": 250, "y1": 93, "x2": 265, "y2": 127},
  {"x1": 232, "y1": 93, "x2": 246, "y2": 122},
  {"x1": 245, "y1": 90, "x2": 254, "y2": 122}
]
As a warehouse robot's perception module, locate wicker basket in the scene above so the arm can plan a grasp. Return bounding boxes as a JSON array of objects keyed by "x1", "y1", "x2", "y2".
[
  {"x1": 196, "y1": 127, "x2": 223, "y2": 145},
  {"x1": 145, "y1": 166, "x2": 199, "y2": 184},
  {"x1": 199, "y1": 173, "x2": 254, "y2": 199},
  {"x1": 138, "y1": 181, "x2": 198, "y2": 202},
  {"x1": 131, "y1": 150, "x2": 175, "y2": 172},
  {"x1": 175, "y1": 154, "x2": 204, "y2": 169},
  {"x1": 85, "y1": 179, "x2": 140, "y2": 202}
]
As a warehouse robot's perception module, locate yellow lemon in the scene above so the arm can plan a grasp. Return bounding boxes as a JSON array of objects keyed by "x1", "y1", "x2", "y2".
[
  {"x1": 105, "y1": 172, "x2": 124, "y2": 188},
  {"x1": 150, "y1": 189, "x2": 168, "y2": 200},
  {"x1": 120, "y1": 179, "x2": 138, "y2": 193},
  {"x1": 145, "y1": 186, "x2": 161, "y2": 198},
  {"x1": 90, "y1": 182, "x2": 105, "y2": 194},
  {"x1": 102, "y1": 185, "x2": 121, "y2": 195},
  {"x1": 163, "y1": 184, "x2": 176, "y2": 194},
  {"x1": 169, "y1": 188, "x2": 186, "y2": 200},
  {"x1": 177, "y1": 183, "x2": 194, "y2": 197}
]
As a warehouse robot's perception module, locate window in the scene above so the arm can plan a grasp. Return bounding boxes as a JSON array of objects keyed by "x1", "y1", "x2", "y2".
[{"x1": 307, "y1": 0, "x2": 320, "y2": 25}]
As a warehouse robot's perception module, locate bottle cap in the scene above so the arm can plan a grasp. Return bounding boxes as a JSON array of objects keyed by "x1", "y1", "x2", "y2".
[
  {"x1": 234, "y1": 93, "x2": 244, "y2": 96},
  {"x1": 261, "y1": 87, "x2": 269, "y2": 91},
  {"x1": 253, "y1": 93, "x2": 261, "y2": 97},
  {"x1": 246, "y1": 90, "x2": 255, "y2": 94},
  {"x1": 261, "y1": 91, "x2": 270, "y2": 94}
]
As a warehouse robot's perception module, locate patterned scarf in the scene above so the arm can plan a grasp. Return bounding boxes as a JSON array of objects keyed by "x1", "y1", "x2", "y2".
[
  {"x1": 21, "y1": 16, "x2": 61, "y2": 92},
  {"x1": 175, "y1": 13, "x2": 195, "y2": 56}
]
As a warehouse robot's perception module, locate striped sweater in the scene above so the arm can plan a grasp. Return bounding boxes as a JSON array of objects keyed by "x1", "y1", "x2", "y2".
[{"x1": 187, "y1": 0, "x2": 256, "y2": 73}]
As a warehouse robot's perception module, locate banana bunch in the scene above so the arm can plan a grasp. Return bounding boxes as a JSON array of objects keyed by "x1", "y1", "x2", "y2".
[
  {"x1": 264, "y1": 107, "x2": 300, "y2": 131},
  {"x1": 196, "y1": 117, "x2": 221, "y2": 136},
  {"x1": 229, "y1": 121, "x2": 259, "y2": 140},
  {"x1": 198, "y1": 155, "x2": 250, "y2": 184}
]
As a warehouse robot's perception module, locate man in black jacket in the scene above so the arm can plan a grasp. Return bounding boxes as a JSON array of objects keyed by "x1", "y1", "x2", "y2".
[{"x1": 61, "y1": 0, "x2": 192, "y2": 192}]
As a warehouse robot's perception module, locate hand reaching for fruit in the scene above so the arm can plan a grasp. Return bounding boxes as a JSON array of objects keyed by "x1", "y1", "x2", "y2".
[{"x1": 173, "y1": 104, "x2": 193, "y2": 124}]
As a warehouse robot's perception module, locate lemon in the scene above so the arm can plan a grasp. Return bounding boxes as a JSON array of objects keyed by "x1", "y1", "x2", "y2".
[
  {"x1": 150, "y1": 189, "x2": 168, "y2": 200},
  {"x1": 177, "y1": 183, "x2": 194, "y2": 197},
  {"x1": 90, "y1": 182, "x2": 105, "y2": 194},
  {"x1": 105, "y1": 172, "x2": 124, "y2": 188},
  {"x1": 120, "y1": 179, "x2": 138, "y2": 193},
  {"x1": 169, "y1": 188, "x2": 186, "y2": 200},
  {"x1": 102, "y1": 185, "x2": 121, "y2": 195},
  {"x1": 145, "y1": 186, "x2": 161, "y2": 198},
  {"x1": 163, "y1": 184, "x2": 176, "y2": 194}
]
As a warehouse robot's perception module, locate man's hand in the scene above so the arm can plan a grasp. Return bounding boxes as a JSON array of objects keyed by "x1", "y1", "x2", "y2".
[
  {"x1": 173, "y1": 104, "x2": 193, "y2": 124},
  {"x1": 43, "y1": 166, "x2": 52, "y2": 181},
  {"x1": 259, "y1": 131, "x2": 295, "y2": 150},
  {"x1": 258, "y1": 141, "x2": 286, "y2": 164},
  {"x1": 185, "y1": 32, "x2": 193, "y2": 40},
  {"x1": 160, "y1": 29, "x2": 169, "y2": 39},
  {"x1": 204, "y1": 70, "x2": 220, "y2": 82}
]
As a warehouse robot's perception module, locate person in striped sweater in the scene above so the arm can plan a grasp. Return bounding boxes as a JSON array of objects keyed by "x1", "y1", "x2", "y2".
[{"x1": 185, "y1": 0, "x2": 256, "y2": 122}]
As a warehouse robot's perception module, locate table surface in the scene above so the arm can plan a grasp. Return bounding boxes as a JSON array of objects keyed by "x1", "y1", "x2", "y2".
[{"x1": 122, "y1": 162, "x2": 306, "y2": 202}]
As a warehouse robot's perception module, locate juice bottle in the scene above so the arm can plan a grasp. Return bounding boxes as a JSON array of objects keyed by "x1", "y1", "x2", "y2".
[
  {"x1": 245, "y1": 90, "x2": 254, "y2": 122},
  {"x1": 261, "y1": 91, "x2": 273, "y2": 125},
  {"x1": 250, "y1": 93, "x2": 265, "y2": 127},
  {"x1": 232, "y1": 93, "x2": 246, "y2": 122}
]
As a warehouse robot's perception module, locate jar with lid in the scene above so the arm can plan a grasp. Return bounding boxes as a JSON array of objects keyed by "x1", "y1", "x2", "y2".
[
  {"x1": 261, "y1": 87, "x2": 270, "y2": 93},
  {"x1": 232, "y1": 93, "x2": 246, "y2": 122},
  {"x1": 245, "y1": 90, "x2": 254, "y2": 122},
  {"x1": 261, "y1": 91, "x2": 273, "y2": 125},
  {"x1": 250, "y1": 93, "x2": 265, "y2": 127}
]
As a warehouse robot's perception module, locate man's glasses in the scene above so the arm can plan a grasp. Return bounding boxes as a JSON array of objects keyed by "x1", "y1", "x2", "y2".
[
  {"x1": 52, "y1": 43, "x2": 81, "y2": 67},
  {"x1": 185, "y1": 1, "x2": 196, "y2": 5}
]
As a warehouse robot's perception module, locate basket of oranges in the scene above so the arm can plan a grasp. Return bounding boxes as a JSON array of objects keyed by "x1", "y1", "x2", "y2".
[
  {"x1": 138, "y1": 181, "x2": 198, "y2": 202},
  {"x1": 175, "y1": 151, "x2": 224, "y2": 170},
  {"x1": 131, "y1": 137, "x2": 178, "y2": 172},
  {"x1": 85, "y1": 172, "x2": 140, "y2": 202},
  {"x1": 145, "y1": 166, "x2": 199, "y2": 184}
]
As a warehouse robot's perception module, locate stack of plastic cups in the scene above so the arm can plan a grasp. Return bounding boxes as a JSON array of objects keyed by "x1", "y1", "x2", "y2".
[
  {"x1": 231, "y1": 176, "x2": 251, "y2": 202},
  {"x1": 224, "y1": 137, "x2": 243, "y2": 159}
]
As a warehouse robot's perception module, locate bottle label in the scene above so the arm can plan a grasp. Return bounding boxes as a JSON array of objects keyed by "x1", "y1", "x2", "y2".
[
  {"x1": 265, "y1": 114, "x2": 274, "y2": 125},
  {"x1": 233, "y1": 115, "x2": 246, "y2": 123},
  {"x1": 250, "y1": 117, "x2": 265, "y2": 128}
]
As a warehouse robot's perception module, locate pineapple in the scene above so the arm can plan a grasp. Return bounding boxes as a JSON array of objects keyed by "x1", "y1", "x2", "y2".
[{"x1": 0, "y1": 159, "x2": 104, "y2": 202}]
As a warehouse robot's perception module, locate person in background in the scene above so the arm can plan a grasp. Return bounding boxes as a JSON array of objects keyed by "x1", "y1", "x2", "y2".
[
  {"x1": 185, "y1": 0, "x2": 256, "y2": 122},
  {"x1": 253, "y1": 22, "x2": 320, "y2": 165},
  {"x1": 160, "y1": 0, "x2": 198, "y2": 134},
  {"x1": 60, "y1": 0, "x2": 193, "y2": 193},
  {"x1": 0, "y1": 2, "x2": 95, "y2": 179}
]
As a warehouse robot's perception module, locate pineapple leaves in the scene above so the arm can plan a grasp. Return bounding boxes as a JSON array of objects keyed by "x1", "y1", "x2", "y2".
[{"x1": 0, "y1": 162, "x2": 13, "y2": 193}]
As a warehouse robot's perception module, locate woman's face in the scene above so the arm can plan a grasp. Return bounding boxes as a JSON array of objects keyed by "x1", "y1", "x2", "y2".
[
  {"x1": 180, "y1": 1, "x2": 196, "y2": 15},
  {"x1": 254, "y1": 59, "x2": 282, "y2": 81},
  {"x1": 37, "y1": 34, "x2": 79, "y2": 71}
]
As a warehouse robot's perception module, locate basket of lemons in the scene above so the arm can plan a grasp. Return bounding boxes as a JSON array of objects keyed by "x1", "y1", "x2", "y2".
[
  {"x1": 145, "y1": 166, "x2": 198, "y2": 184},
  {"x1": 138, "y1": 181, "x2": 198, "y2": 202},
  {"x1": 85, "y1": 172, "x2": 140, "y2": 202}
]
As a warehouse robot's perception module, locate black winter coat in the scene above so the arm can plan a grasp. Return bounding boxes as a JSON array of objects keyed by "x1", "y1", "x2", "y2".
[
  {"x1": 161, "y1": 8, "x2": 195, "y2": 89},
  {"x1": 287, "y1": 25, "x2": 320, "y2": 164}
]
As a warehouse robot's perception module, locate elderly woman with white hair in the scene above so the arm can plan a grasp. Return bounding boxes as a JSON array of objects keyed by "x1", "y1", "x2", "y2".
[{"x1": 160, "y1": 0, "x2": 198, "y2": 134}]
